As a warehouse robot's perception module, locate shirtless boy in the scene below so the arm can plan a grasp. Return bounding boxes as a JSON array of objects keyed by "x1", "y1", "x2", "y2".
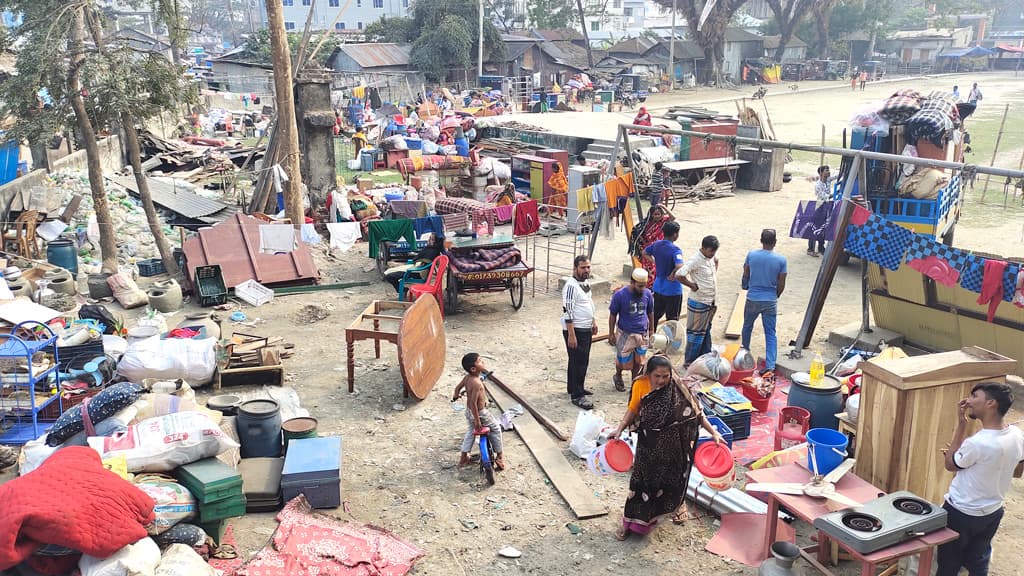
[{"x1": 453, "y1": 352, "x2": 505, "y2": 470}]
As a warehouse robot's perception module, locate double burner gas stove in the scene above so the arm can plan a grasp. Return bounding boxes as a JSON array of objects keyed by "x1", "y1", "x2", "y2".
[{"x1": 813, "y1": 491, "x2": 948, "y2": 555}]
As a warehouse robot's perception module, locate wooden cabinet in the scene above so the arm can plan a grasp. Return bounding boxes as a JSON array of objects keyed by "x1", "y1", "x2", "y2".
[{"x1": 854, "y1": 346, "x2": 1016, "y2": 504}]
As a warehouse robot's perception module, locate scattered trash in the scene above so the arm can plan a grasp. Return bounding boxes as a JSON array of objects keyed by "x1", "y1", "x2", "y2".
[
  {"x1": 392, "y1": 404, "x2": 406, "y2": 412},
  {"x1": 498, "y1": 546, "x2": 521, "y2": 559},
  {"x1": 459, "y1": 519, "x2": 479, "y2": 531},
  {"x1": 230, "y1": 311, "x2": 247, "y2": 322},
  {"x1": 565, "y1": 523, "x2": 582, "y2": 535},
  {"x1": 294, "y1": 304, "x2": 332, "y2": 324}
]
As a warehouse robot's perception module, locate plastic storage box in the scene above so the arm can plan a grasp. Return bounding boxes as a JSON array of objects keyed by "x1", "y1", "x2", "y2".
[
  {"x1": 713, "y1": 409, "x2": 752, "y2": 441},
  {"x1": 281, "y1": 436, "x2": 342, "y2": 509},
  {"x1": 198, "y1": 495, "x2": 247, "y2": 522},
  {"x1": 194, "y1": 265, "x2": 228, "y2": 307},
  {"x1": 234, "y1": 279, "x2": 274, "y2": 307},
  {"x1": 696, "y1": 416, "x2": 734, "y2": 448},
  {"x1": 137, "y1": 258, "x2": 166, "y2": 277}
]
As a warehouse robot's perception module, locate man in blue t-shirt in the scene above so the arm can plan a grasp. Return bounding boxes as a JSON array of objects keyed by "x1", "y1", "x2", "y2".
[
  {"x1": 643, "y1": 220, "x2": 685, "y2": 330},
  {"x1": 741, "y1": 229, "x2": 788, "y2": 380},
  {"x1": 608, "y1": 268, "x2": 655, "y2": 391}
]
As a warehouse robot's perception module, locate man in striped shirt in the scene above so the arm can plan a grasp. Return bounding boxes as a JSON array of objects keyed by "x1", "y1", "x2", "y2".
[{"x1": 563, "y1": 255, "x2": 598, "y2": 409}]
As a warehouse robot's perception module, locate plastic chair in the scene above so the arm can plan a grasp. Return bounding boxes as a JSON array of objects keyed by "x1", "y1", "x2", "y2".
[
  {"x1": 406, "y1": 255, "x2": 449, "y2": 317},
  {"x1": 397, "y1": 260, "x2": 432, "y2": 301},
  {"x1": 774, "y1": 406, "x2": 812, "y2": 451}
]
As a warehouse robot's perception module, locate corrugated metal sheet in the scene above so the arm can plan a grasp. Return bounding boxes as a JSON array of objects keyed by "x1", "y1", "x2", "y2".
[
  {"x1": 107, "y1": 175, "x2": 229, "y2": 220},
  {"x1": 339, "y1": 43, "x2": 412, "y2": 69},
  {"x1": 182, "y1": 213, "x2": 319, "y2": 289}
]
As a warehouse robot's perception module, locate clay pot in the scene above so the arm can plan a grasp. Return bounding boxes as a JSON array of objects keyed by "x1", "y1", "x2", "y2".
[
  {"x1": 148, "y1": 279, "x2": 183, "y2": 313},
  {"x1": 47, "y1": 273, "x2": 76, "y2": 296},
  {"x1": 88, "y1": 273, "x2": 114, "y2": 299},
  {"x1": 177, "y1": 311, "x2": 221, "y2": 339},
  {"x1": 7, "y1": 279, "x2": 30, "y2": 298}
]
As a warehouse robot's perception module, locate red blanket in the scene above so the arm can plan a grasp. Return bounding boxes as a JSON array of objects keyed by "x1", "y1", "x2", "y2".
[{"x1": 0, "y1": 447, "x2": 156, "y2": 575}]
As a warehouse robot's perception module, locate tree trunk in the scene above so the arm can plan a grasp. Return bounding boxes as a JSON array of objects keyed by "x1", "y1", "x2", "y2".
[
  {"x1": 122, "y1": 116, "x2": 180, "y2": 276},
  {"x1": 775, "y1": 24, "x2": 793, "y2": 62},
  {"x1": 575, "y1": 0, "x2": 594, "y2": 68},
  {"x1": 811, "y1": 1, "x2": 835, "y2": 59},
  {"x1": 69, "y1": 8, "x2": 119, "y2": 274},
  {"x1": 266, "y1": 0, "x2": 305, "y2": 227}
]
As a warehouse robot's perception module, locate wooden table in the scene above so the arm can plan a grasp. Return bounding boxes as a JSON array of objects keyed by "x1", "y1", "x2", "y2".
[
  {"x1": 746, "y1": 463, "x2": 958, "y2": 576},
  {"x1": 662, "y1": 157, "x2": 750, "y2": 187},
  {"x1": 344, "y1": 297, "x2": 445, "y2": 399}
]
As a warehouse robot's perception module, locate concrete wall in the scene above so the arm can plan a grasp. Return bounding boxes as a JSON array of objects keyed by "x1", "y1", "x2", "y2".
[
  {"x1": 50, "y1": 135, "x2": 125, "y2": 174},
  {"x1": 0, "y1": 169, "x2": 50, "y2": 212}
]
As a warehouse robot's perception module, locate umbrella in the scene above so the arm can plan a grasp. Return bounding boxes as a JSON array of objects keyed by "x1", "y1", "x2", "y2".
[{"x1": 377, "y1": 103, "x2": 401, "y2": 117}]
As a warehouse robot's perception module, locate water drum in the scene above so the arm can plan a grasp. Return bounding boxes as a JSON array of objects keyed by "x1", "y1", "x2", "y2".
[
  {"x1": 237, "y1": 399, "x2": 283, "y2": 458},
  {"x1": 587, "y1": 439, "x2": 633, "y2": 476},
  {"x1": 694, "y1": 442, "x2": 735, "y2": 491}
]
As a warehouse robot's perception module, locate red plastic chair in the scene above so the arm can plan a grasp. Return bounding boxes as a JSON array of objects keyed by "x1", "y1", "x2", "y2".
[
  {"x1": 406, "y1": 255, "x2": 449, "y2": 317},
  {"x1": 774, "y1": 406, "x2": 811, "y2": 451}
]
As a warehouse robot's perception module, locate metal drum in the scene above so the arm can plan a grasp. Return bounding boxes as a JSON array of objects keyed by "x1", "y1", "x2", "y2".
[{"x1": 787, "y1": 372, "x2": 843, "y2": 430}]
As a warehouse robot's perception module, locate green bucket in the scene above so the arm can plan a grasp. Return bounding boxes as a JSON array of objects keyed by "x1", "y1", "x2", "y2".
[{"x1": 282, "y1": 417, "x2": 318, "y2": 450}]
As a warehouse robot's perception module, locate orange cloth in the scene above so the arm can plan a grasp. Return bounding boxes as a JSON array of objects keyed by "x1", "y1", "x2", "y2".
[
  {"x1": 627, "y1": 375, "x2": 652, "y2": 413},
  {"x1": 548, "y1": 170, "x2": 568, "y2": 212}
]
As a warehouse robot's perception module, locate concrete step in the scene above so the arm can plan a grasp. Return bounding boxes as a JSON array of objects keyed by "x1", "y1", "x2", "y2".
[
  {"x1": 588, "y1": 143, "x2": 616, "y2": 153},
  {"x1": 582, "y1": 151, "x2": 612, "y2": 161}
]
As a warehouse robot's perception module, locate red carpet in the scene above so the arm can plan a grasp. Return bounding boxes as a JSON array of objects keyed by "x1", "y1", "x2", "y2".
[{"x1": 729, "y1": 376, "x2": 792, "y2": 466}]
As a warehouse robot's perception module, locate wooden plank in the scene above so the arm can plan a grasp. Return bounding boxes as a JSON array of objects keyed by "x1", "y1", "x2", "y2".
[
  {"x1": 486, "y1": 373, "x2": 569, "y2": 441},
  {"x1": 724, "y1": 290, "x2": 747, "y2": 339},
  {"x1": 488, "y1": 385, "x2": 608, "y2": 519}
]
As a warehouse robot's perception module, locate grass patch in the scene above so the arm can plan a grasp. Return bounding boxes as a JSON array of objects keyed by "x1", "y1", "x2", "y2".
[{"x1": 334, "y1": 139, "x2": 406, "y2": 187}]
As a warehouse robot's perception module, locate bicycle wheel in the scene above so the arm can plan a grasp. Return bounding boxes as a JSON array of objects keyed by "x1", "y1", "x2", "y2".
[{"x1": 479, "y1": 435, "x2": 495, "y2": 485}]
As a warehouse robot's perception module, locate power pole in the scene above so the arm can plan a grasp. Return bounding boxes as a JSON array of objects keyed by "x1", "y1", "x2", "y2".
[
  {"x1": 478, "y1": 0, "x2": 484, "y2": 80},
  {"x1": 266, "y1": 0, "x2": 305, "y2": 227},
  {"x1": 668, "y1": 0, "x2": 676, "y2": 90}
]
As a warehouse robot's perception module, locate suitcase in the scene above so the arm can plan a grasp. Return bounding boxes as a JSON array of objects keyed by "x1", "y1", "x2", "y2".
[
  {"x1": 238, "y1": 457, "x2": 284, "y2": 512},
  {"x1": 281, "y1": 437, "x2": 342, "y2": 509},
  {"x1": 174, "y1": 458, "x2": 243, "y2": 504}
]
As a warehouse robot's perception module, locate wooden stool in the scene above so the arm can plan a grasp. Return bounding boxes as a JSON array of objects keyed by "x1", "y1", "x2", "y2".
[{"x1": 835, "y1": 412, "x2": 857, "y2": 456}]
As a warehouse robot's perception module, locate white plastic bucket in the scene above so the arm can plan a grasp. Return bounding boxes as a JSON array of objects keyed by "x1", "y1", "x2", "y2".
[{"x1": 587, "y1": 438, "x2": 633, "y2": 475}]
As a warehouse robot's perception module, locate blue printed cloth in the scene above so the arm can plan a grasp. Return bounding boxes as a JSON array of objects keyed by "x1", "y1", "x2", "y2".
[
  {"x1": 904, "y1": 235, "x2": 971, "y2": 286},
  {"x1": 1003, "y1": 262, "x2": 1021, "y2": 302},
  {"x1": 959, "y1": 254, "x2": 985, "y2": 293},
  {"x1": 844, "y1": 213, "x2": 913, "y2": 271},
  {"x1": 413, "y1": 215, "x2": 444, "y2": 239},
  {"x1": 46, "y1": 382, "x2": 143, "y2": 446}
]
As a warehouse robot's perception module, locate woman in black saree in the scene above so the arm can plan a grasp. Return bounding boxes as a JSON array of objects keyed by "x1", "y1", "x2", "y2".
[{"x1": 609, "y1": 355, "x2": 725, "y2": 540}]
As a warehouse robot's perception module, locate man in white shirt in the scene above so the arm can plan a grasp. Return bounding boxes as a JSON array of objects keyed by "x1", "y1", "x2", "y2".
[
  {"x1": 677, "y1": 235, "x2": 719, "y2": 365},
  {"x1": 563, "y1": 255, "x2": 598, "y2": 409},
  {"x1": 938, "y1": 382, "x2": 1024, "y2": 576}
]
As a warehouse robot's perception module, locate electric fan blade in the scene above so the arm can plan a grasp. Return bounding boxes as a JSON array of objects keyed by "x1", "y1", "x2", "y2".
[
  {"x1": 822, "y1": 458, "x2": 857, "y2": 485},
  {"x1": 744, "y1": 482, "x2": 806, "y2": 495},
  {"x1": 823, "y1": 491, "x2": 862, "y2": 509}
]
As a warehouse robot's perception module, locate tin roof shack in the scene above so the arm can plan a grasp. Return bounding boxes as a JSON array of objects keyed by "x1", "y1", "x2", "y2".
[
  {"x1": 888, "y1": 27, "x2": 974, "y2": 65},
  {"x1": 722, "y1": 29, "x2": 764, "y2": 84},
  {"x1": 762, "y1": 35, "x2": 808, "y2": 63},
  {"x1": 598, "y1": 37, "x2": 703, "y2": 81},
  {"x1": 209, "y1": 49, "x2": 274, "y2": 95},
  {"x1": 329, "y1": 43, "x2": 413, "y2": 73}
]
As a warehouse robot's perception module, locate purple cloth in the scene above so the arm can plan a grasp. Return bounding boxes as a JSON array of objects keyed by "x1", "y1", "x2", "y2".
[
  {"x1": 789, "y1": 200, "x2": 841, "y2": 242},
  {"x1": 609, "y1": 286, "x2": 654, "y2": 334}
]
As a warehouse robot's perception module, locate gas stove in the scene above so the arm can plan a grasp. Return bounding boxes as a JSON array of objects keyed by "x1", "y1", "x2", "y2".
[{"x1": 812, "y1": 491, "x2": 947, "y2": 555}]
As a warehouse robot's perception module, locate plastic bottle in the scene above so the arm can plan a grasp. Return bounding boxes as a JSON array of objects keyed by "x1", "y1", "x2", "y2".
[{"x1": 809, "y1": 351, "x2": 825, "y2": 388}]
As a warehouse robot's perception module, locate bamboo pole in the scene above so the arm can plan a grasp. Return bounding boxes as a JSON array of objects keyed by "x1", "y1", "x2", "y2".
[
  {"x1": 820, "y1": 125, "x2": 826, "y2": 167},
  {"x1": 980, "y1": 103, "x2": 1010, "y2": 202}
]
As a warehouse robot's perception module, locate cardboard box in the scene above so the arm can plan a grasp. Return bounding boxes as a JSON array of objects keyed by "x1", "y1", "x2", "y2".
[{"x1": 356, "y1": 178, "x2": 373, "y2": 193}]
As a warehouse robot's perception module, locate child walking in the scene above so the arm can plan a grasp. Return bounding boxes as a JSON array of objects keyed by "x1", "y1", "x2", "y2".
[{"x1": 453, "y1": 353, "x2": 505, "y2": 470}]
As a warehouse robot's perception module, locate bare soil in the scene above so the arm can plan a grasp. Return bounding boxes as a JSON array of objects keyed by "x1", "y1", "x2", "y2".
[{"x1": 4, "y1": 72, "x2": 1023, "y2": 575}]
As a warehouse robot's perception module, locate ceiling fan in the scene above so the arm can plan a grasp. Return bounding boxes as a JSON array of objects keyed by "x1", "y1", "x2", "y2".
[{"x1": 745, "y1": 451, "x2": 861, "y2": 509}]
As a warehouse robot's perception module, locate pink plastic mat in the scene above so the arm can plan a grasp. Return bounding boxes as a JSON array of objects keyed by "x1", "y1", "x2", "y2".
[{"x1": 728, "y1": 375, "x2": 792, "y2": 466}]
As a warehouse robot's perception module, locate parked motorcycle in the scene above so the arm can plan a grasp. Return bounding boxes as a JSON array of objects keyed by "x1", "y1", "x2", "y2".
[{"x1": 752, "y1": 86, "x2": 767, "y2": 99}]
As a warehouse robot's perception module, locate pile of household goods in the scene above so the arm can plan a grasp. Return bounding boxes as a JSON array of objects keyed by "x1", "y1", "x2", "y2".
[
  {"x1": 138, "y1": 131, "x2": 265, "y2": 187},
  {"x1": 852, "y1": 88, "x2": 972, "y2": 199},
  {"x1": 0, "y1": 312, "x2": 424, "y2": 575}
]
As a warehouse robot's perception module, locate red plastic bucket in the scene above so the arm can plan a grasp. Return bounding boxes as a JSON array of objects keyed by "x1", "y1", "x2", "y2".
[
  {"x1": 587, "y1": 439, "x2": 634, "y2": 475},
  {"x1": 695, "y1": 442, "x2": 735, "y2": 491}
]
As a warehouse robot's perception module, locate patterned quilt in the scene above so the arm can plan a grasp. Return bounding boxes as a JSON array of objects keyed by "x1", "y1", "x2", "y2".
[{"x1": 450, "y1": 247, "x2": 523, "y2": 272}]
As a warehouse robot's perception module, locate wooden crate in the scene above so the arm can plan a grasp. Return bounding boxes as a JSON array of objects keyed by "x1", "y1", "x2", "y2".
[{"x1": 854, "y1": 346, "x2": 1016, "y2": 504}]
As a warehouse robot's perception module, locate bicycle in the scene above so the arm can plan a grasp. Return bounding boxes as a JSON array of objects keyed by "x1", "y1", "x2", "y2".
[{"x1": 474, "y1": 425, "x2": 497, "y2": 485}]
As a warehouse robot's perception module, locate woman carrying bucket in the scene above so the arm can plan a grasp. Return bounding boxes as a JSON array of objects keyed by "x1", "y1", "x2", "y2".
[{"x1": 609, "y1": 355, "x2": 725, "y2": 540}]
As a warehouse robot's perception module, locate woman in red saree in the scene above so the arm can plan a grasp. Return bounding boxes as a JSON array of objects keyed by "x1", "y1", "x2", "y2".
[{"x1": 629, "y1": 204, "x2": 673, "y2": 289}]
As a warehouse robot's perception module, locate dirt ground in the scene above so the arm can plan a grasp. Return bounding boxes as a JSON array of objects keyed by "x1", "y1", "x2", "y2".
[{"x1": 5, "y1": 73, "x2": 1024, "y2": 575}]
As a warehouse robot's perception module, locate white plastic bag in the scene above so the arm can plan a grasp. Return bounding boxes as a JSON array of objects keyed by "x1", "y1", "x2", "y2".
[
  {"x1": 79, "y1": 536, "x2": 161, "y2": 576},
  {"x1": 116, "y1": 337, "x2": 217, "y2": 386},
  {"x1": 88, "y1": 411, "x2": 239, "y2": 472},
  {"x1": 686, "y1": 350, "x2": 732, "y2": 385},
  {"x1": 569, "y1": 410, "x2": 608, "y2": 459},
  {"x1": 154, "y1": 544, "x2": 216, "y2": 576},
  {"x1": 135, "y1": 479, "x2": 197, "y2": 534},
  {"x1": 834, "y1": 354, "x2": 864, "y2": 377},
  {"x1": 19, "y1": 434, "x2": 60, "y2": 475}
]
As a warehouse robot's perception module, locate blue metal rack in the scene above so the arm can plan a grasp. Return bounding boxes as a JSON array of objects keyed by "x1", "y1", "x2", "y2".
[{"x1": 0, "y1": 321, "x2": 63, "y2": 445}]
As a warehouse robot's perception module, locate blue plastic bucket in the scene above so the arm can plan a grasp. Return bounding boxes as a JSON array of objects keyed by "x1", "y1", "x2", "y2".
[{"x1": 806, "y1": 428, "x2": 848, "y2": 476}]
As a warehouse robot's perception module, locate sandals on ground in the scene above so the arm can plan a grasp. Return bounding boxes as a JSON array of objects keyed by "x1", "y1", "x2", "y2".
[
  {"x1": 572, "y1": 396, "x2": 594, "y2": 410},
  {"x1": 613, "y1": 373, "x2": 625, "y2": 392},
  {"x1": 614, "y1": 526, "x2": 629, "y2": 541}
]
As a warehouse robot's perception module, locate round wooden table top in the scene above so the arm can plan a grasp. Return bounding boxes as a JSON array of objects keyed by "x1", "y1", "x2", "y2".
[{"x1": 397, "y1": 296, "x2": 446, "y2": 400}]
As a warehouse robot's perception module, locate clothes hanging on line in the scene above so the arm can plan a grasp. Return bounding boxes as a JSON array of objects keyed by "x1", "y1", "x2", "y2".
[{"x1": 259, "y1": 224, "x2": 296, "y2": 254}]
